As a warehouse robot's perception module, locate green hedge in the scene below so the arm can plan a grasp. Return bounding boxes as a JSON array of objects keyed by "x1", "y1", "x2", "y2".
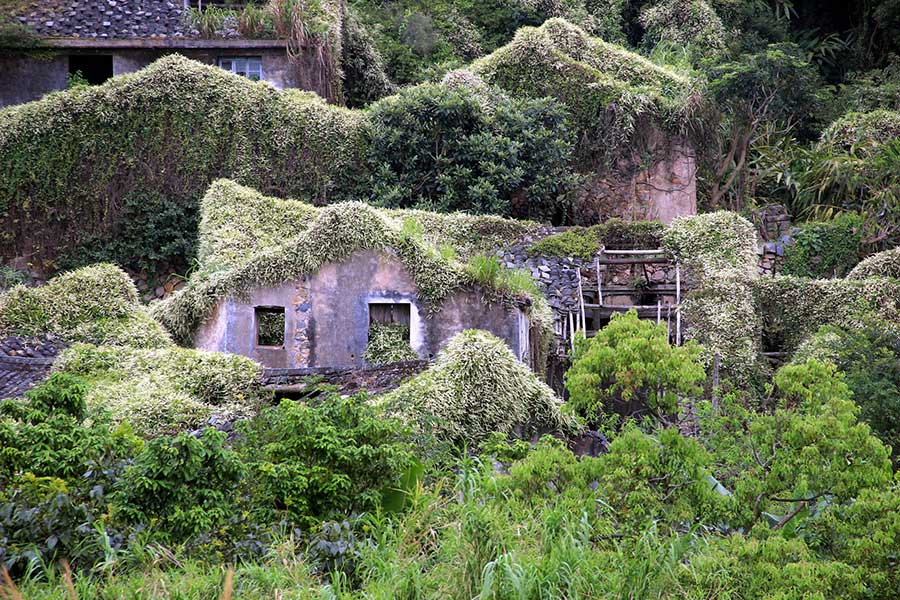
[
  {"x1": 0, "y1": 55, "x2": 368, "y2": 273},
  {"x1": 782, "y1": 213, "x2": 863, "y2": 278},
  {"x1": 753, "y1": 275, "x2": 900, "y2": 354}
]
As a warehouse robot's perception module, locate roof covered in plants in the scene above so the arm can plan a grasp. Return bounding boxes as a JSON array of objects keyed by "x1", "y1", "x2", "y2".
[
  {"x1": 152, "y1": 179, "x2": 548, "y2": 344},
  {"x1": 470, "y1": 18, "x2": 707, "y2": 160}
]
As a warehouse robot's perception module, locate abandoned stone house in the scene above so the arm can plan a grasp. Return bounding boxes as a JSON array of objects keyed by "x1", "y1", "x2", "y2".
[
  {"x1": 0, "y1": 0, "x2": 334, "y2": 107},
  {"x1": 192, "y1": 249, "x2": 533, "y2": 370}
]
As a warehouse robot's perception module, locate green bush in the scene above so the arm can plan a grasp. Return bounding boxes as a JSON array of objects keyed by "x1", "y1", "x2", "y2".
[
  {"x1": 0, "y1": 374, "x2": 137, "y2": 575},
  {"x1": 782, "y1": 213, "x2": 863, "y2": 278},
  {"x1": 565, "y1": 310, "x2": 706, "y2": 423},
  {"x1": 57, "y1": 343, "x2": 264, "y2": 436},
  {"x1": 238, "y1": 395, "x2": 415, "y2": 527},
  {"x1": 794, "y1": 322, "x2": 900, "y2": 455},
  {"x1": 0, "y1": 373, "x2": 136, "y2": 485},
  {"x1": 114, "y1": 429, "x2": 245, "y2": 542},
  {"x1": 366, "y1": 80, "x2": 578, "y2": 222},
  {"x1": 701, "y1": 359, "x2": 893, "y2": 530},
  {"x1": 0, "y1": 263, "x2": 172, "y2": 348},
  {"x1": 382, "y1": 329, "x2": 568, "y2": 447}
]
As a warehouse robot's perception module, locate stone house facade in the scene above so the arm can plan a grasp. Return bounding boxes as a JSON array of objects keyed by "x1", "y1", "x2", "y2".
[
  {"x1": 193, "y1": 250, "x2": 532, "y2": 369},
  {"x1": 0, "y1": 0, "x2": 335, "y2": 107}
]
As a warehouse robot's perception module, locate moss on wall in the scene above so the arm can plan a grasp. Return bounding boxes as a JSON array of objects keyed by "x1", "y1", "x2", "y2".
[{"x1": 528, "y1": 219, "x2": 666, "y2": 259}]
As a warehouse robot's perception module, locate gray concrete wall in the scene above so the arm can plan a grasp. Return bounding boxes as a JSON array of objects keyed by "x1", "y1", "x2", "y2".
[
  {"x1": 0, "y1": 54, "x2": 68, "y2": 108},
  {"x1": 1, "y1": 47, "x2": 321, "y2": 108},
  {"x1": 193, "y1": 250, "x2": 530, "y2": 369}
]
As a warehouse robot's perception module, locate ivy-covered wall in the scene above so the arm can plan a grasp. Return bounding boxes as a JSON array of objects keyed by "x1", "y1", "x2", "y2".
[
  {"x1": 0, "y1": 55, "x2": 368, "y2": 275},
  {"x1": 0, "y1": 19, "x2": 712, "y2": 280}
]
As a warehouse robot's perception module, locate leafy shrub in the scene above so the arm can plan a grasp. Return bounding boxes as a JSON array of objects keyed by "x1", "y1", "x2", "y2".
[
  {"x1": 0, "y1": 374, "x2": 136, "y2": 575},
  {"x1": 367, "y1": 80, "x2": 577, "y2": 222},
  {"x1": 57, "y1": 343, "x2": 264, "y2": 436},
  {"x1": 0, "y1": 477, "x2": 119, "y2": 577},
  {"x1": 0, "y1": 373, "x2": 136, "y2": 485},
  {"x1": 364, "y1": 322, "x2": 419, "y2": 365},
  {"x1": 239, "y1": 395, "x2": 415, "y2": 527},
  {"x1": 701, "y1": 359, "x2": 893, "y2": 530},
  {"x1": 114, "y1": 429, "x2": 244, "y2": 543},
  {"x1": 0, "y1": 264, "x2": 171, "y2": 348},
  {"x1": 794, "y1": 322, "x2": 900, "y2": 454},
  {"x1": 565, "y1": 310, "x2": 706, "y2": 423},
  {"x1": 782, "y1": 213, "x2": 863, "y2": 278},
  {"x1": 382, "y1": 329, "x2": 568, "y2": 446}
]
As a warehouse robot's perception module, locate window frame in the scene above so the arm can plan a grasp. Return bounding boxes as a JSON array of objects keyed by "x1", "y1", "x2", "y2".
[
  {"x1": 217, "y1": 56, "x2": 263, "y2": 81},
  {"x1": 254, "y1": 305, "x2": 286, "y2": 349}
]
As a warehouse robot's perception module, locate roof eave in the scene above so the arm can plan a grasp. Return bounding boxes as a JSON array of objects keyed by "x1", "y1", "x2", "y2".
[{"x1": 41, "y1": 37, "x2": 288, "y2": 49}]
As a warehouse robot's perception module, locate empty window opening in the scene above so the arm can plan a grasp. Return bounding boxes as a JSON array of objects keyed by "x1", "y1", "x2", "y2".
[
  {"x1": 68, "y1": 55, "x2": 113, "y2": 85},
  {"x1": 255, "y1": 306, "x2": 285, "y2": 347},
  {"x1": 365, "y1": 303, "x2": 415, "y2": 364},
  {"x1": 218, "y1": 56, "x2": 263, "y2": 80}
]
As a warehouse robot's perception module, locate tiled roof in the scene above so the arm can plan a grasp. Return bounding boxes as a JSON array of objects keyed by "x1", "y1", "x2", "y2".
[
  {"x1": 13, "y1": 0, "x2": 190, "y2": 39},
  {"x1": 0, "y1": 336, "x2": 64, "y2": 399}
]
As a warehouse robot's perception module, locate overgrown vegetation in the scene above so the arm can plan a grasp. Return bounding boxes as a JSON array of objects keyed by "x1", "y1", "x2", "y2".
[
  {"x1": 6, "y1": 1, "x2": 900, "y2": 595},
  {"x1": 565, "y1": 310, "x2": 705, "y2": 424},
  {"x1": 382, "y1": 329, "x2": 568, "y2": 446},
  {"x1": 529, "y1": 219, "x2": 665, "y2": 258}
]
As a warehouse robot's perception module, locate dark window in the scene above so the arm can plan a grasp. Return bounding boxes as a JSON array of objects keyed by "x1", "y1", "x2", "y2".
[
  {"x1": 368, "y1": 303, "x2": 411, "y2": 328},
  {"x1": 255, "y1": 306, "x2": 285, "y2": 347},
  {"x1": 68, "y1": 55, "x2": 113, "y2": 85}
]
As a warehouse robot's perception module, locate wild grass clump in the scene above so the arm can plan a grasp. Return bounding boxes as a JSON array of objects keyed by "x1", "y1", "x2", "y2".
[
  {"x1": 56, "y1": 343, "x2": 264, "y2": 436},
  {"x1": 0, "y1": 264, "x2": 171, "y2": 348},
  {"x1": 381, "y1": 329, "x2": 569, "y2": 446}
]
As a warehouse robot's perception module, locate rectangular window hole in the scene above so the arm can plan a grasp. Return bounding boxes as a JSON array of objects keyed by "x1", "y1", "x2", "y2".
[
  {"x1": 68, "y1": 55, "x2": 113, "y2": 85},
  {"x1": 255, "y1": 306, "x2": 285, "y2": 348}
]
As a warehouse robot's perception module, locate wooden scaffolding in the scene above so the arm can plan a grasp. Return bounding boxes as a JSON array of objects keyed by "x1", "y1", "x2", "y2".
[{"x1": 562, "y1": 247, "x2": 683, "y2": 352}]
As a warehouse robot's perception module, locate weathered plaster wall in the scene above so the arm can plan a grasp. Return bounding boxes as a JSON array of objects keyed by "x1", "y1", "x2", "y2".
[
  {"x1": 0, "y1": 47, "x2": 323, "y2": 108},
  {"x1": 193, "y1": 250, "x2": 529, "y2": 368},
  {"x1": 577, "y1": 136, "x2": 697, "y2": 225}
]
